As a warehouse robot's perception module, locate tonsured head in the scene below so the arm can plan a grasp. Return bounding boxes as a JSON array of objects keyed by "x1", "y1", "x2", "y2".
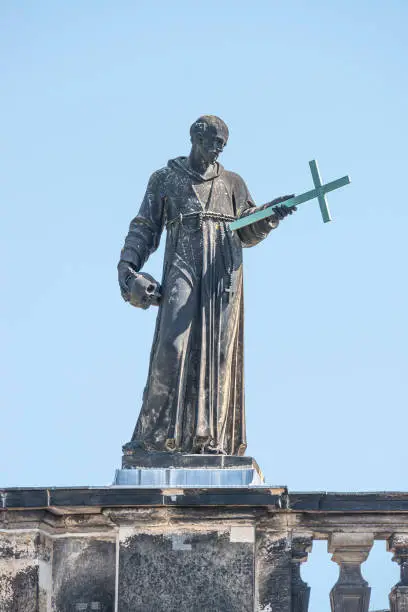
[{"x1": 190, "y1": 115, "x2": 229, "y2": 164}]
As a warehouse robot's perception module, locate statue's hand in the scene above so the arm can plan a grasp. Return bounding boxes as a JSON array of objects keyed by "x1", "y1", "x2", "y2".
[
  {"x1": 129, "y1": 272, "x2": 161, "y2": 309},
  {"x1": 118, "y1": 262, "x2": 162, "y2": 310},
  {"x1": 267, "y1": 195, "x2": 297, "y2": 223},
  {"x1": 118, "y1": 261, "x2": 162, "y2": 308},
  {"x1": 118, "y1": 260, "x2": 134, "y2": 301}
]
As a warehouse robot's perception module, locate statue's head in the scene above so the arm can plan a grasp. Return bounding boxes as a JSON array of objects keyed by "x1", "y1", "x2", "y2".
[{"x1": 190, "y1": 115, "x2": 229, "y2": 164}]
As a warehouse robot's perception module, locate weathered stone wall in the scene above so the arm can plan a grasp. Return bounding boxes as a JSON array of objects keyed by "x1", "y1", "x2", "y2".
[
  {"x1": 255, "y1": 531, "x2": 291, "y2": 612},
  {"x1": 0, "y1": 506, "x2": 292, "y2": 612},
  {"x1": 52, "y1": 537, "x2": 116, "y2": 611},
  {"x1": 118, "y1": 529, "x2": 254, "y2": 611},
  {"x1": 0, "y1": 531, "x2": 45, "y2": 611},
  {"x1": 3, "y1": 488, "x2": 407, "y2": 611}
]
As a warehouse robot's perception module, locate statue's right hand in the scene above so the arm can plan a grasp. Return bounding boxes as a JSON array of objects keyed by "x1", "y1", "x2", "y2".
[
  {"x1": 118, "y1": 260, "x2": 133, "y2": 301},
  {"x1": 118, "y1": 261, "x2": 162, "y2": 309}
]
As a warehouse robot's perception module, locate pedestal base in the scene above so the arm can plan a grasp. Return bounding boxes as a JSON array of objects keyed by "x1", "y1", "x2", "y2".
[
  {"x1": 0, "y1": 485, "x2": 287, "y2": 612},
  {"x1": 114, "y1": 452, "x2": 264, "y2": 486}
]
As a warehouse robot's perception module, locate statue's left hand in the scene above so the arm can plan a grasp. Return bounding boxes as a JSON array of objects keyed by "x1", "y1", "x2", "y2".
[{"x1": 267, "y1": 195, "x2": 297, "y2": 222}]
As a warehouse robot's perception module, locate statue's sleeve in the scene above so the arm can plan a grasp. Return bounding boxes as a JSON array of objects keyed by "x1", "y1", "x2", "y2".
[
  {"x1": 232, "y1": 174, "x2": 278, "y2": 248},
  {"x1": 119, "y1": 170, "x2": 166, "y2": 271}
]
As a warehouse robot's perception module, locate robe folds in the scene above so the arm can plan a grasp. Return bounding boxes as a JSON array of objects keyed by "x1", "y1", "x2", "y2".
[{"x1": 120, "y1": 157, "x2": 275, "y2": 455}]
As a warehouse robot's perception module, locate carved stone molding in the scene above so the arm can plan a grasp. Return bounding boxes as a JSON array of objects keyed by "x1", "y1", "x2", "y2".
[{"x1": 328, "y1": 532, "x2": 374, "y2": 612}]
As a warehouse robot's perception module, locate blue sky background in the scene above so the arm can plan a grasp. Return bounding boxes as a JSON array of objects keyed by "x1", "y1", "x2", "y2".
[{"x1": 1, "y1": 1, "x2": 407, "y2": 608}]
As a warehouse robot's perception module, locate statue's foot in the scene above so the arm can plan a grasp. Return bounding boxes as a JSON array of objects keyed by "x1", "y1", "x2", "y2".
[
  {"x1": 200, "y1": 443, "x2": 227, "y2": 455},
  {"x1": 122, "y1": 439, "x2": 147, "y2": 455}
]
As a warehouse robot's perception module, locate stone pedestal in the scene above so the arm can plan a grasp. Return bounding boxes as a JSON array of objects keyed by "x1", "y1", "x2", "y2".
[
  {"x1": 0, "y1": 484, "x2": 287, "y2": 611},
  {"x1": 115, "y1": 452, "x2": 264, "y2": 486}
]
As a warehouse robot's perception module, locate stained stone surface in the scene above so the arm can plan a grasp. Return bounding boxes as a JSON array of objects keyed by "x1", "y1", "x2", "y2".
[
  {"x1": 256, "y1": 532, "x2": 292, "y2": 612},
  {"x1": 0, "y1": 565, "x2": 39, "y2": 612},
  {"x1": 0, "y1": 532, "x2": 41, "y2": 611},
  {"x1": 118, "y1": 530, "x2": 254, "y2": 612},
  {"x1": 52, "y1": 537, "x2": 116, "y2": 612}
]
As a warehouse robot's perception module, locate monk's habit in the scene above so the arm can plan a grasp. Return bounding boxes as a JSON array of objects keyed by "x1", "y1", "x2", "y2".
[{"x1": 120, "y1": 157, "x2": 275, "y2": 455}]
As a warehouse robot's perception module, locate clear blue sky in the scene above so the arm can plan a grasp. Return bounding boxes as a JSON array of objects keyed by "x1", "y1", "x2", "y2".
[{"x1": 1, "y1": 1, "x2": 407, "y2": 608}]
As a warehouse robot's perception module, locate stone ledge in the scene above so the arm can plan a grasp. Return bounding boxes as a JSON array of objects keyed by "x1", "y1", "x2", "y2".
[
  {"x1": 289, "y1": 492, "x2": 408, "y2": 512},
  {"x1": 0, "y1": 486, "x2": 285, "y2": 511},
  {"x1": 3, "y1": 488, "x2": 408, "y2": 513}
]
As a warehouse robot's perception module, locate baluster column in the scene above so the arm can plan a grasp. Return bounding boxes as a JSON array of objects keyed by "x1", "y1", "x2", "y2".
[
  {"x1": 291, "y1": 535, "x2": 313, "y2": 612},
  {"x1": 388, "y1": 534, "x2": 408, "y2": 612},
  {"x1": 328, "y1": 532, "x2": 374, "y2": 612}
]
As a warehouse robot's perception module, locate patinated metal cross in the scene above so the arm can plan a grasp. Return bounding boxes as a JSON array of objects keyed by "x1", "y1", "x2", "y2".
[{"x1": 229, "y1": 160, "x2": 350, "y2": 231}]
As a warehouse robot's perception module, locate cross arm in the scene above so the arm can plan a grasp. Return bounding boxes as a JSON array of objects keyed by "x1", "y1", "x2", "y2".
[{"x1": 229, "y1": 160, "x2": 350, "y2": 232}]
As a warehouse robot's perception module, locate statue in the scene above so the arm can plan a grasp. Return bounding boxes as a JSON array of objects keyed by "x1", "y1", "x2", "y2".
[{"x1": 118, "y1": 115, "x2": 296, "y2": 456}]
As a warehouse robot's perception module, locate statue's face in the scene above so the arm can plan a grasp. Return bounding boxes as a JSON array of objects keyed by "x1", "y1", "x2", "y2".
[{"x1": 195, "y1": 125, "x2": 228, "y2": 164}]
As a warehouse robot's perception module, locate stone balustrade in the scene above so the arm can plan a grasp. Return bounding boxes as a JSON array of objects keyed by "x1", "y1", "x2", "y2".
[
  {"x1": 283, "y1": 493, "x2": 408, "y2": 612},
  {"x1": 1, "y1": 487, "x2": 408, "y2": 611}
]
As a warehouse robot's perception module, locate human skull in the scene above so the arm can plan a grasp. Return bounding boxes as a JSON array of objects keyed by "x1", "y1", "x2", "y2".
[{"x1": 128, "y1": 271, "x2": 161, "y2": 309}]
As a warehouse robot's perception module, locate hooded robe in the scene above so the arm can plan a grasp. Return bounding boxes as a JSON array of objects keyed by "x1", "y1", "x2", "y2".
[{"x1": 120, "y1": 157, "x2": 276, "y2": 455}]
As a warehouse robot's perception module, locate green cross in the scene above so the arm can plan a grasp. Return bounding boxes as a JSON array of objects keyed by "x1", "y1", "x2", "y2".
[{"x1": 229, "y1": 160, "x2": 350, "y2": 231}]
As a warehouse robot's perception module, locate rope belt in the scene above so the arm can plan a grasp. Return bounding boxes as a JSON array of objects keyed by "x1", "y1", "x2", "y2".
[
  {"x1": 166, "y1": 210, "x2": 236, "y2": 228},
  {"x1": 166, "y1": 211, "x2": 236, "y2": 230}
]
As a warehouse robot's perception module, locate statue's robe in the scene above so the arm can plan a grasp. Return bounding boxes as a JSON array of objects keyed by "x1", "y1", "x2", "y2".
[{"x1": 120, "y1": 157, "x2": 276, "y2": 455}]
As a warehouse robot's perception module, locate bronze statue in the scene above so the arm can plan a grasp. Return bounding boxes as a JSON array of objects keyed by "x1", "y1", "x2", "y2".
[{"x1": 118, "y1": 115, "x2": 295, "y2": 456}]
